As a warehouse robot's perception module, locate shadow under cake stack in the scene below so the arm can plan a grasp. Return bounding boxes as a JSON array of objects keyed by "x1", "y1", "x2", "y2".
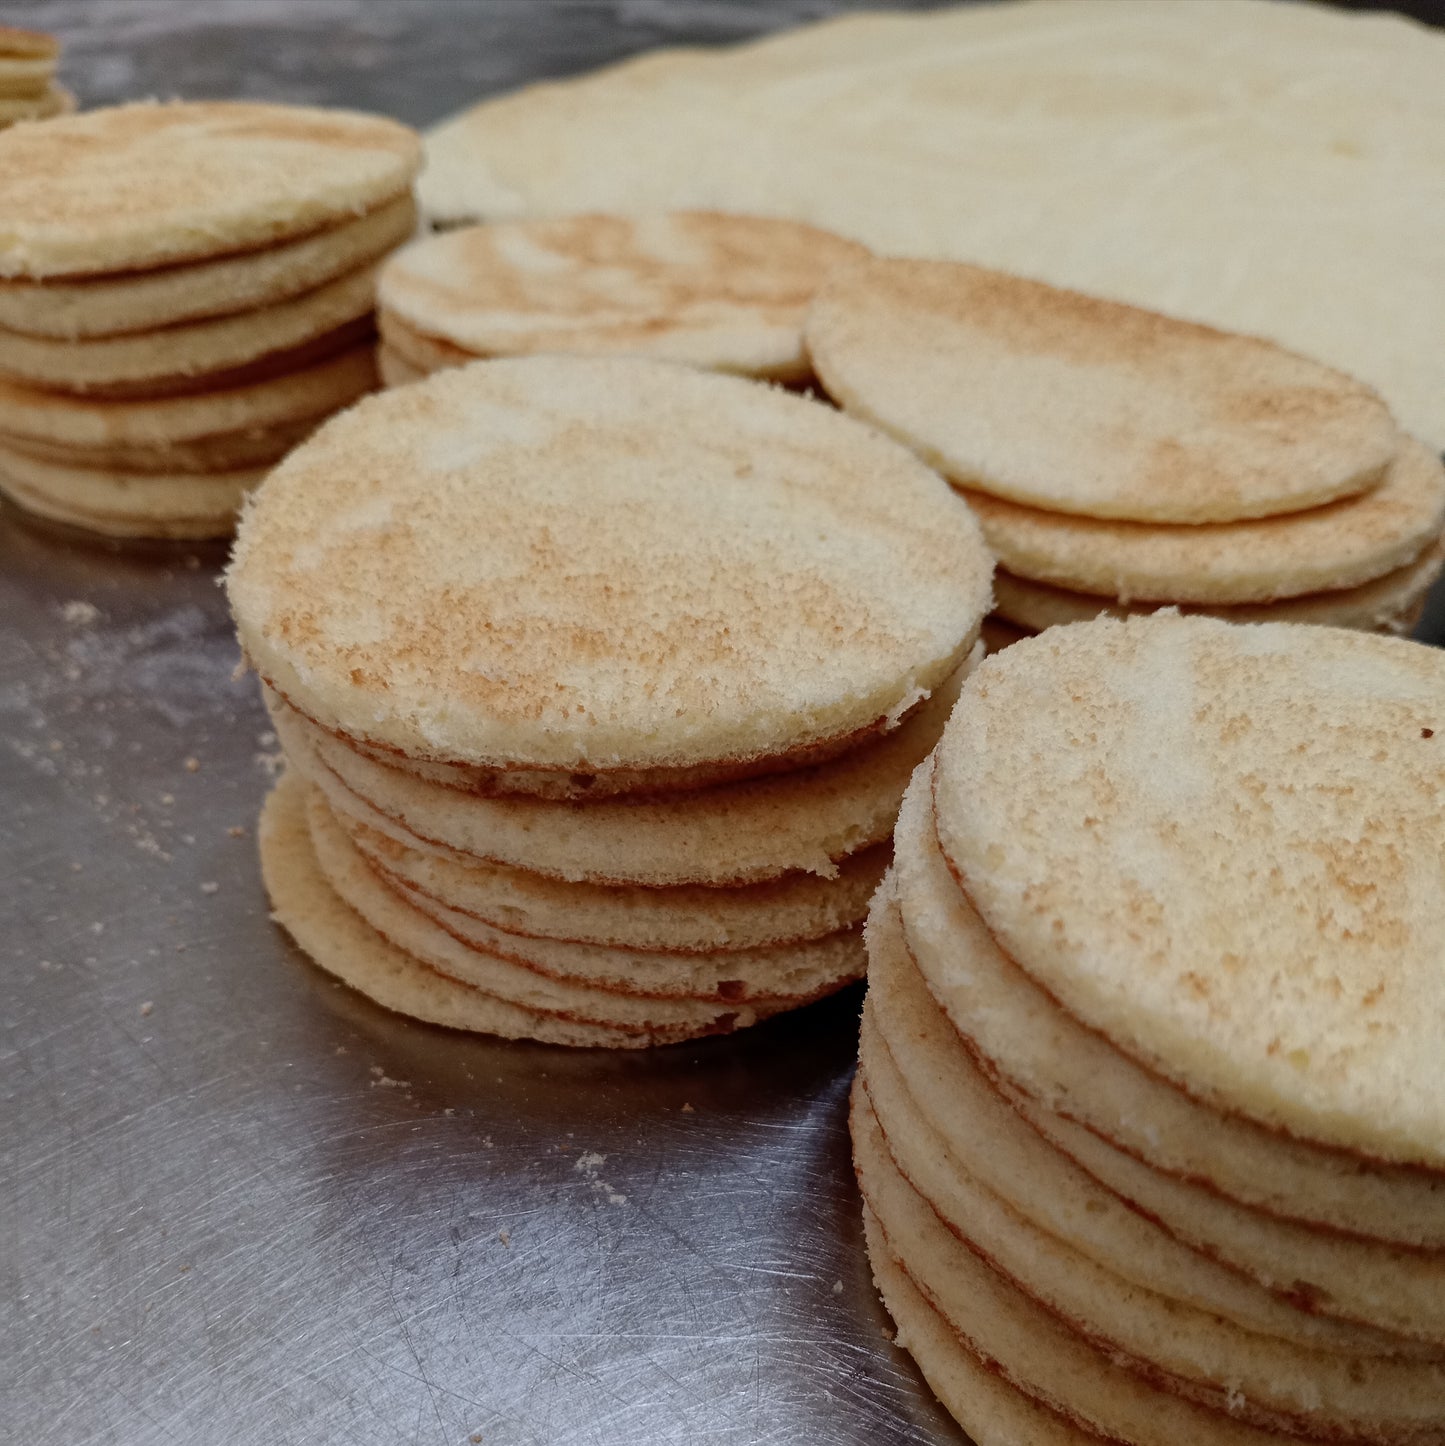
[
  {"x1": 855, "y1": 613, "x2": 1445, "y2": 1445},
  {"x1": 0, "y1": 27, "x2": 70, "y2": 130},
  {"x1": 806, "y1": 259, "x2": 1445, "y2": 650},
  {"x1": 375, "y1": 211, "x2": 870, "y2": 389},
  {"x1": 227, "y1": 354, "x2": 993, "y2": 1047},
  {"x1": 0, "y1": 100, "x2": 421, "y2": 538}
]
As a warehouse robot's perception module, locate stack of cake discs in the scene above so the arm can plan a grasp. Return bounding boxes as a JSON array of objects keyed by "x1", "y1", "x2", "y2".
[
  {"x1": 0, "y1": 100, "x2": 422, "y2": 538},
  {"x1": 227, "y1": 354, "x2": 993, "y2": 1048},
  {"x1": 807, "y1": 259, "x2": 1445, "y2": 649},
  {"x1": 376, "y1": 211, "x2": 870, "y2": 389},
  {"x1": 0, "y1": 27, "x2": 71, "y2": 131},
  {"x1": 855, "y1": 612, "x2": 1445, "y2": 1446}
]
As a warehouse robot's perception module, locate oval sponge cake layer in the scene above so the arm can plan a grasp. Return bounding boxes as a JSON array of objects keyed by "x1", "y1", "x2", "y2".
[
  {"x1": 346, "y1": 814, "x2": 887, "y2": 954},
  {"x1": 0, "y1": 27, "x2": 58, "y2": 61},
  {"x1": 859, "y1": 1031, "x2": 1445, "y2": 1436},
  {"x1": 0, "y1": 447, "x2": 262, "y2": 522},
  {"x1": 1006, "y1": 1077, "x2": 1445, "y2": 1348},
  {"x1": 4, "y1": 418, "x2": 326, "y2": 476},
  {"x1": 0, "y1": 194, "x2": 416, "y2": 340},
  {"x1": 378, "y1": 212, "x2": 870, "y2": 382},
  {"x1": 0, "y1": 456, "x2": 262, "y2": 539},
  {"x1": 273, "y1": 659, "x2": 967, "y2": 887},
  {"x1": 861, "y1": 1209, "x2": 1096, "y2": 1446},
  {"x1": 855, "y1": 1095, "x2": 1302, "y2": 1446},
  {"x1": 259, "y1": 773, "x2": 693, "y2": 1049},
  {"x1": 0, "y1": 344, "x2": 378, "y2": 452},
  {"x1": 305, "y1": 787, "x2": 855, "y2": 1029},
  {"x1": 0, "y1": 100, "x2": 422, "y2": 280},
  {"x1": 0, "y1": 56, "x2": 56, "y2": 96},
  {"x1": 0, "y1": 262, "x2": 382, "y2": 392},
  {"x1": 313, "y1": 680, "x2": 914, "y2": 800},
  {"x1": 964, "y1": 438, "x2": 1445, "y2": 605},
  {"x1": 891, "y1": 770, "x2": 1445, "y2": 1249},
  {"x1": 934, "y1": 614, "x2": 1445, "y2": 1170},
  {"x1": 228, "y1": 355, "x2": 993, "y2": 772},
  {"x1": 860, "y1": 920, "x2": 1430, "y2": 1359},
  {"x1": 991, "y1": 543, "x2": 1445, "y2": 638},
  {"x1": 806, "y1": 258, "x2": 1399, "y2": 525},
  {"x1": 0, "y1": 84, "x2": 71, "y2": 124}
]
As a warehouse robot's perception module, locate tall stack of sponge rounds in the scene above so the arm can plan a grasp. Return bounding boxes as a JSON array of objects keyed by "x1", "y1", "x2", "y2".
[
  {"x1": 855, "y1": 612, "x2": 1445, "y2": 1446},
  {"x1": 226, "y1": 354, "x2": 994, "y2": 1047},
  {"x1": 806, "y1": 259, "x2": 1445, "y2": 649},
  {"x1": 0, "y1": 101, "x2": 421, "y2": 538}
]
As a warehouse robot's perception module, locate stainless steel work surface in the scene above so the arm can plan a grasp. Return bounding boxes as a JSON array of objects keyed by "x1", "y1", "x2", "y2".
[{"x1": 2, "y1": 4, "x2": 1442, "y2": 1444}]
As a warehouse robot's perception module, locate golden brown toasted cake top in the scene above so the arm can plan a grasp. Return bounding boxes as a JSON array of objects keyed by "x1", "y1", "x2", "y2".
[
  {"x1": 228, "y1": 354, "x2": 992, "y2": 772},
  {"x1": 0, "y1": 100, "x2": 422, "y2": 279},
  {"x1": 933, "y1": 613, "x2": 1445, "y2": 1168},
  {"x1": 379, "y1": 212, "x2": 870, "y2": 380},
  {"x1": 806, "y1": 258, "x2": 1400, "y2": 524}
]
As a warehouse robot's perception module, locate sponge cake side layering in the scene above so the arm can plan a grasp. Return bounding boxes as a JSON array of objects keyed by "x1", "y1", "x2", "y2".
[
  {"x1": 0, "y1": 101, "x2": 421, "y2": 537},
  {"x1": 806, "y1": 259, "x2": 1445, "y2": 643},
  {"x1": 227, "y1": 354, "x2": 993, "y2": 1046},
  {"x1": 857, "y1": 614, "x2": 1445, "y2": 1445}
]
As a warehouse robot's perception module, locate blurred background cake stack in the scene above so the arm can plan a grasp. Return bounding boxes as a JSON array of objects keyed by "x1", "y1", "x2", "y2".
[
  {"x1": 0, "y1": 26, "x2": 70, "y2": 130},
  {"x1": 857, "y1": 613, "x2": 1445, "y2": 1446},
  {"x1": 229, "y1": 355, "x2": 993, "y2": 1047},
  {"x1": 807, "y1": 258, "x2": 1445, "y2": 650},
  {"x1": 376, "y1": 211, "x2": 869, "y2": 389},
  {"x1": 0, "y1": 100, "x2": 420, "y2": 538}
]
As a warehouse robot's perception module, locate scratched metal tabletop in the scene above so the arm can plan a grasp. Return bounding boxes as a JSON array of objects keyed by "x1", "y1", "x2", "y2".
[{"x1": 2, "y1": 4, "x2": 1442, "y2": 1445}]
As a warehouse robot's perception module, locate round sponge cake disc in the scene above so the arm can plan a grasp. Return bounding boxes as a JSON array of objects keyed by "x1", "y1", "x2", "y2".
[
  {"x1": 933, "y1": 613, "x2": 1445, "y2": 1169},
  {"x1": 271, "y1": 658, "x2": 969, "y2": 887},
  {"x1": 0, "y1": 451, "x2": 263, "y2": 538},
  {"x1": 858, "y1": 1020, "x2": 1445, "y2": 1433},
  {"x1": 345, "y1": 813, "x2": 887, "y2": 954},
  {"x1": 0, "y1": 446, "x2": 262, "y2": 529},
  {"x1": 890, "y1": 770, "x2": 1445, "y2": 1250},
  {"x1": 0, "y1": 53, "x2": 56, "y2": 97},
  {"x1": 379, "y1": 212, "x2": 870, "y2": 383},
  {"x1": 862, "y1": 1208, "x2": 1097, "y2": 1446},
  {"x1": 965, "y1": 437, "x2": 1445, "y2": 605},
  {"x1": 258, "y1": 771, "x2": 670, "y2": 1048},
  {"x1": 227, "y1": 354, "x2": 993, "y2": 773},
  {"x1": 855, "y1": 1091, "x2": 1309, "y2": 1446},
  {"x1": 303, "y1": 786, "x2": 854, "y2": 1031},
  {"x1": 0, "y1": 195, "x2": 416, "y2": 340},
  {"x1": 0, "y1": 84, "x2": 71, "y2": 124},
  {"x1": 0, "y1": 262, "x2": 381, "y2": 392},
  {"x1": 0, "y1": 344, "x2": 379, "y2": 454},
  {"x1": 0, "y1": 100, "x2": 422, "y2": 279},
  {"x1": 0, "y1": 28, "x2": 58, "y2": 62},
  {"x1": 991, "y1": 542, "x2": 1445, "y2": 637},
  {"x1": 305, "y1": 787, "x2": 860, "y2": 1010},
  {"x1": 806, "y1": 258, "x2": 1399, "y2": 524},
  {"x1": 860, "y1": 911, "x2": 1433, "y2": 1356}
]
